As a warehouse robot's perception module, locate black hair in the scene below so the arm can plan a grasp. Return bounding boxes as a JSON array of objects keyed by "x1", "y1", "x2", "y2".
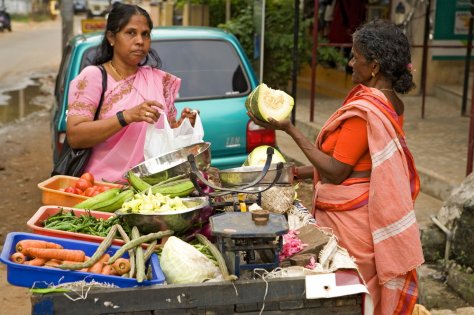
[
  {"x1": 94, "y1": 2, "x2": 161, "y2": 68},
  {"x1": 352, "y1": 19, "x2": 414, "y2": 94}
]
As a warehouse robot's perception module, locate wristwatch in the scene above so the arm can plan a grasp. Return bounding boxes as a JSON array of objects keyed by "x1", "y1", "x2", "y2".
[{"x1": 116, "y1": 110, "x2": 128, "y2": 127}]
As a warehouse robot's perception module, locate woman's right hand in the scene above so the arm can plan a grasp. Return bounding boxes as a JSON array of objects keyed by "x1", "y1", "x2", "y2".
[
  {"x1": 123, "y1": 100, "x2": 164, "y2": 124},
  {"x1": 247, "y1": 111, "x2": 293, "y2": 132}
]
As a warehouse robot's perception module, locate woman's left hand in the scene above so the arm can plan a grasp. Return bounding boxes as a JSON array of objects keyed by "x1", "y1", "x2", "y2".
[{"x1": 178, "y1": 107, "x2": 199, "y2": 127}]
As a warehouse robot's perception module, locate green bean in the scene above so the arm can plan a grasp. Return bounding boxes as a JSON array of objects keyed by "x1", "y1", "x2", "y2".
[
  {"x1": 143, "y1": 240, "x2": 158, "y2": 262},
  {"x1": 117, "y1": 224, "x2": 135, "y2": 279},
  {"x1": 107, "y1": 230, "x2": 174, "y2": 265},
  {"x1": 59, "y1": 224, "x2": 118, "y2": 270},
  {"x1": 132, "y1": 227, "x2": 145, "y2": 283},
  {"x1": 196, "y1": 234, "x2": 237, "y2": 281}
]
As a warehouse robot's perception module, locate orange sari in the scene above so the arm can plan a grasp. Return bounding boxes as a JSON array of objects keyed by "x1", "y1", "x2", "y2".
[{"x1": 313, "y1": 85, "x2": 424, "y2": 315}]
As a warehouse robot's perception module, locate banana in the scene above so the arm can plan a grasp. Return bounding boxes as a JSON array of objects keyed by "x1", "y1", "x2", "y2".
[
  {"x1": 73, "y1": 187, "x2": 121, "y2": 209},
  {"x1": 93, "y1": 189, "x2": 135, "y2": 213},
  {"x1": 127, "y1": 171, "x2": 151, "y2": 192}
]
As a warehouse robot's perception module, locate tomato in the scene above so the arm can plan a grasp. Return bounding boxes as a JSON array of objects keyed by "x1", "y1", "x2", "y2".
[
  {"x1": 75, "y1": 188, "x2": 84, "y2": 195},
  {"x1": 91, "y1": 191, "x2": 100, "y2": 197},
  {"x1": 97, "y1": 186, "x2": 110, "y2": 193},
  {"x1": 64, "y1": 186, "x2": 76, "y2": 194},
  {"x1": 84, "y1": 186, "x2": 96, "y2": 197},
  {"x1": 75, "y1": 178, "x2": 92, "y2": 191},
  {"x1": 80, "y1": 172, "x2": 95, "y2": 185}
]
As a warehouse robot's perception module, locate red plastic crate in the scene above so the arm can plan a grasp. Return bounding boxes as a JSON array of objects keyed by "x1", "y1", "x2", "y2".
[
  {"x1": 27, "y1": 206, "x2": 126, "y2": 246},
  {"x1": 37, "y1": 175, "x2": 122, "y2": 207}
]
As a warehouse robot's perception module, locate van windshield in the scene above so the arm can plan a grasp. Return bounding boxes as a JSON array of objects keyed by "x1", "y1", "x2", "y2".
[{"x1": 80, "y1": 39, "x2": 250, "y2": 100}]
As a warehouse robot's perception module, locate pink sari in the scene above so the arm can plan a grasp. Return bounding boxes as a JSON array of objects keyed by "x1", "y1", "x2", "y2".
[
  {"x1": 313, "y1": 85, "x2": 423, "y2": 314},
  {"x1": 68, "y1": 65, "x2": 180, "y2": 182}
]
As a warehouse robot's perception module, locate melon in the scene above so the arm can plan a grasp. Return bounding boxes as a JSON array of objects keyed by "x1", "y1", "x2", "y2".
[
  {"x1": 246, "y1": 83, "x2": 294, "y2": 122},
  {"x1": 243, "y1": 145, "x2": 286, "y2": 166}
]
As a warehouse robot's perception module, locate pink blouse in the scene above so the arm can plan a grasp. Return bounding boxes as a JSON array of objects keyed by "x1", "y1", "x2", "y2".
[{"x1": 68, "y1": 65, "x2": 181, "y2": 182}]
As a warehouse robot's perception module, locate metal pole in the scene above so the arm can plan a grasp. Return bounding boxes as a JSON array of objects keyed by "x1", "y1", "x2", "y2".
[
  {"x1": 467, "y1": 60, "x2": 474, "y2": 174},
  {"x1": 225, "y1": 0, "x2": 231, "y2": 23},
  {"x1": 291, "y1": 0, "x2": 299, "y2": 125},
  {"x1": 461, "y1": 0, "x2": 474, "y2": 116},
  {"x1": 61, "y1": 0, "x2": 74, "y2": 50},
  {"x1": 309, "y1": 0, "x2": 319, "y2": 122},
  {"x1": 259, "y1": 0, "x2": 265, "y2": 84},
  {"x1": 420, "y1": 0, "x2": 431, "y2": 119}
]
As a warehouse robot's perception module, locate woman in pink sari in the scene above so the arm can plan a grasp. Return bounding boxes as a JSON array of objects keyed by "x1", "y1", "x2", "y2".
[
  {"x1": 248, "y1": 20, "x2": 424, "y2": 314},
  {"x1": 66, "y1": 3, "x2": 197, "y2": 182}
]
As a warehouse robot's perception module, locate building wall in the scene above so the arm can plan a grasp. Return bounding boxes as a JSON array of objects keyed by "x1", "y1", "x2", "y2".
[{"x1": 3, "y1": 0, "x2": 31, "y2": 15}]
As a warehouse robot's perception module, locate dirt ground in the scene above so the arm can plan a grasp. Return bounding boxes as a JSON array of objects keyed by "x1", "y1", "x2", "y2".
[{"x1": 0, "y1": 72, "x2": 56, "y2": 314}]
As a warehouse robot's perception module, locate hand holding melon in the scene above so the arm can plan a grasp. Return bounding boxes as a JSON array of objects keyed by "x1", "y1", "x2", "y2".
[{"x1": 245, "y1": 83, "x2": 294, "y2": 124}]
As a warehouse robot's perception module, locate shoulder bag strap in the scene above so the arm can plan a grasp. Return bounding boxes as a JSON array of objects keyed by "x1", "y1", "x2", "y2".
[{"x1": 92, "y1": 65, "x2": 107, "y2": 121}]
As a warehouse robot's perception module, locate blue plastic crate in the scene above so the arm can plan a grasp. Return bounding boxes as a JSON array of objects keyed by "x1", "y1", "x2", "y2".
[{"x1": 0, "y1": 232, "x2": 165, "y2": 288}]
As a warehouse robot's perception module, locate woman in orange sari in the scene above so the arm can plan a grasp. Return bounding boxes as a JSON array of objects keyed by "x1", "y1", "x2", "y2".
[{"x1": 248, "y1": 20, "x2": 424, "y2": 314}]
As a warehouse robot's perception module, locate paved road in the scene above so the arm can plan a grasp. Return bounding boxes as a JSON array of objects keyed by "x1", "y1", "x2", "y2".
[{"x1": 0, "y1": 20, "x2": 61, "y2": 90}]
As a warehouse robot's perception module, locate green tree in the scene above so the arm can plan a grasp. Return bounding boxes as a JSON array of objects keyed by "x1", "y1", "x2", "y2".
[
  {"x1": 219, "y1": 0, "x2": 311, "y2": 92},
  {"x1": 177, "y1": 0, "x2": 312, "y2": 92}
]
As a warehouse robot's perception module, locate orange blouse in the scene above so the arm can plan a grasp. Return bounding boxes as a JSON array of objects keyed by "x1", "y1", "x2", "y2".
[{"x1": 321, "y1": 113, "x2": 404, "y2": 171}]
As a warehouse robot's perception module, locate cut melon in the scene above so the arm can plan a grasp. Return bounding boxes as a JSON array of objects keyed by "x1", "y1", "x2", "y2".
[
  {"x1": 246, "y1": 83, "x2": 294, "y2": 122},
  {"x1": 243, "y1": 145, "x2": 286, "y2": 166}
]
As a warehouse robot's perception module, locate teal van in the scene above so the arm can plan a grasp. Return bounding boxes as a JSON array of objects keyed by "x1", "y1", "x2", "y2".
[{"x1": 51, "y1": 27, "x2": 276, "y2": 170}]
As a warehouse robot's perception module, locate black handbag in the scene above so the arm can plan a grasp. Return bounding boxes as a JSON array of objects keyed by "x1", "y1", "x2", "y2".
[{"x1": 51, "y1": 65, "x2": 107, "y2": 177}]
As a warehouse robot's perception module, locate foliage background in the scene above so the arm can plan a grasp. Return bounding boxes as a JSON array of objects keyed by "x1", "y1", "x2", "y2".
[{"x1": 177, "y1": 0, "x2": 312, "y2": 92}]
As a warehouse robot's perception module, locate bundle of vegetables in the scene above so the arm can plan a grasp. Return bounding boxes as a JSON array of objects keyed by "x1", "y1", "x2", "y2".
[
  {"x1": 11, "y1": 239, "x2": 86, "y2": 268},
  {"x1": 58, "y1": 225, "x2": 173, "y2": 282},
  {"x1": 42, "y1": 209, "x2": 132, "y2": 237},
  {"x1": 128, "y1": 171, "x2": 195, "y2": 197}
]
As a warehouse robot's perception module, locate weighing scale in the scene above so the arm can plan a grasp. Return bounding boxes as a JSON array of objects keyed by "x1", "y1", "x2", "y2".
[
  {"x1": 209, "y1": 212, "x2": 289, "y2": 277},
  {"x1": 187, "y1": 147, "x2": 290, "y2": 276}
]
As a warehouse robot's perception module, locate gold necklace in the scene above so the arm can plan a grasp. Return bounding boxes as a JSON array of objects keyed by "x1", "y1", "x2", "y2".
[
  {"x1": 109, "y1": 61, "x2": 147, "y2": 101},
  {"x1": 379, "y1": 88, "x2": 394, "y2": 93},
  {"x1": 109, "y1": 60, "x2": 128, "y2": 81}
]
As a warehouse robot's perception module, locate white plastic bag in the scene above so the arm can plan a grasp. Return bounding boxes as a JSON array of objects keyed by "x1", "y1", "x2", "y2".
[{"x1": 144, "y1": 113, "x2": 204, "y2": 160}]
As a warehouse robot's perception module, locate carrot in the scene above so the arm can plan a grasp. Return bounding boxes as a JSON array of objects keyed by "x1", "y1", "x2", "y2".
[
  {"x1": 101, "y1": 264, "x2": 117, "y2": 276},
  {"x1": 24, "y1": 248, "x2": 85, "y2": 262},
  {"x1": 112, "y1": 258, "x2": 131, "y2": 275},
  {"x1": 25, "y1": 258, "x2": 48, "y2": 266},
  {"x1": 16, "y1": 240, "x2": 63, "y2": 254},
  {"x1": 10, "y1": 252, "x2": 26, "y2": 264},
  {"x1": 87, "y1": 253, "x2": 110, "y2": 274},
  {"x1": 44, "y1": 259, "x2": 61, "y2": 267}
]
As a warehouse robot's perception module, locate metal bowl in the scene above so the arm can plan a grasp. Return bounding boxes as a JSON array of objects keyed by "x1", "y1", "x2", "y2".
[
  {"x1": 129, "y1": 142, "x2": 211, "y2": 185},
  {"x1": 218, "y1": 162, "x2": 295, "y2": 187},
  {"x1": 115, "y1": 197, "x2": 209, "y2": 235}
]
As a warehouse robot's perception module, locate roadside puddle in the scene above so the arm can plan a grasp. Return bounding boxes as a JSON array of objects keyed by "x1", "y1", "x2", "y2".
[{"x1": 0, "y1": 78, "x2": 48, "y2": 125}]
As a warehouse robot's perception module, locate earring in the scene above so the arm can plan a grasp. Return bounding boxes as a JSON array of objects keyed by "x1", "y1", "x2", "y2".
[{"x1": 371, "y1": 71, "x2": 375, "y2": 78}]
